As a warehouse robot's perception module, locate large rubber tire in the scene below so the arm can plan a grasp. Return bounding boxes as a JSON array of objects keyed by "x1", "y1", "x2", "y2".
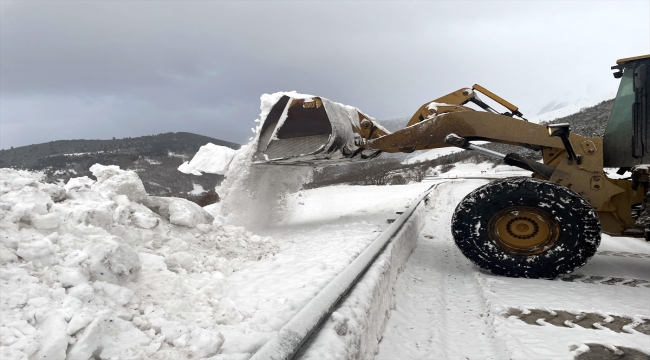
[{"x1": 451, "y1": 177, "x2": 601, "y2": 279}]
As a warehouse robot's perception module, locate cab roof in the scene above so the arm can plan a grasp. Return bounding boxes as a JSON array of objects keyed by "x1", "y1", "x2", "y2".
[{"x1": 616, "y1": 54, "x2": 650, "y2": 65}]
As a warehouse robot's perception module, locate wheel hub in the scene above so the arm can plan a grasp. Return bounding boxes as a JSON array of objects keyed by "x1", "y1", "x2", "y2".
[
  {"x1": 506, "y1": 217, "x2": 539, "y2": 239},
  {"x1": 488, "y1": 206, "x2": 560, "y2": 255}
]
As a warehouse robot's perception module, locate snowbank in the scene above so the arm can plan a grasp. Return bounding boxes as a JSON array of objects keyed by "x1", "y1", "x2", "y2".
[
  {"x1": 297, "y1": 185, "x2": 432, "y2": 359},
  {"x1": 0, "y1": 166, "x2": 279, "y2": 359}
]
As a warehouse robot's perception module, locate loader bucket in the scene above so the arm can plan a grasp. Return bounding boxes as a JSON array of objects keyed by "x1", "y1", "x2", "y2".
[{"x1": 253, "y1": 95, "x2": 382, "y2": 165}]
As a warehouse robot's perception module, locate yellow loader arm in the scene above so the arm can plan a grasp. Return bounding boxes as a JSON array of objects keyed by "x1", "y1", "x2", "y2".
[
  {"x1": 404, "y1": 84, "x2": 526, "y2": 129},
  {"x1": 363, "y1": 84, "x2": 533, "y2": 154},
  {"x1": 253, "y1": 85, "x2": 527, "y2": 164}
]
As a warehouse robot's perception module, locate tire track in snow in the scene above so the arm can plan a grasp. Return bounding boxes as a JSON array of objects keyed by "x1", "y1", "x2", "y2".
[
  {"x1": 557, "y1": 274, "x2": 650, "y2": 288},
  {"x1": 596, "y1": 251, "x2": 650, "y2": 259},
  {"x1": 504, "y1": 308, "x2": 650, "y2": 335},
  {"x1": 376, "y1": 180, "x2": 503, "y2": 360}
]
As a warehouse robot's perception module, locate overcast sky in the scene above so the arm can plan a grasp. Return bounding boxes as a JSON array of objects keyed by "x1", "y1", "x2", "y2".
[{"x1": 1, "y1": 1, "x2": 648, "y2": 149}]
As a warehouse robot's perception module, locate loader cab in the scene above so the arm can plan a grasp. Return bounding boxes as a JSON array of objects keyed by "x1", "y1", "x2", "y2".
[{"x1": 603, "y1": 54, "x2": 650, "y2": 167}]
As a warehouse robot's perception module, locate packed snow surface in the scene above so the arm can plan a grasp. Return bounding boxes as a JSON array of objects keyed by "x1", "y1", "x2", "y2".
[
  {"x1": 297, "y1": 185, "x2": 432, "y2": 360},
  {"x1": 376, "y1": 179, "x2": 650, "y2": 360}
]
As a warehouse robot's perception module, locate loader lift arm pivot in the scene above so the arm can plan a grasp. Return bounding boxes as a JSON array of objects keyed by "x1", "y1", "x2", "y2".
[{"x1": 404, "y1": 84, "x2": 527, "y2": 130}]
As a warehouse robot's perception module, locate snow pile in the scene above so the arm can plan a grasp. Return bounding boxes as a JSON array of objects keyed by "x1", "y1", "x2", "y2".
[
  {"x1": 178, "y1": 143, "x2": 237, "y2": 176},
  {"x1": 0, "y1": 166, "x2": 279, "y2": 359},
  {"x1": 142, "y1": 196, "x2": 214, "y2": 227},
  {"x1": 298, "y1": 189, "x2": 430, "y2": 359},
  {"x1": 217, "y1": 92, "x2": 313, "y2": 229},
  {"x1": 89, "y1": 164, "x2": 147, "y2": 203}
]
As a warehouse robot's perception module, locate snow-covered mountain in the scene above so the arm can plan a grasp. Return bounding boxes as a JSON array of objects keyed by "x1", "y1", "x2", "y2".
[
  {"x1": 530, "y1": 89, "x2": 617, "y2": 123},
  {"x1": 403, "y1": 147, "x2": 463, "y2": 164}
]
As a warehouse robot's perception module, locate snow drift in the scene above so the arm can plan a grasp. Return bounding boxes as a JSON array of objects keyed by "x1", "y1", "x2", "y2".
[{"x1": 0, "y1": 166, "x2": 279, "y2": 359}]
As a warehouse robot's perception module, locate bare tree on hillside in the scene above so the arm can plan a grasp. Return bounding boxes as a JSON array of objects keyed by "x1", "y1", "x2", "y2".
[
  {"x1": 411, "y1": 164, "x2": 428, "y2": 182},
  {"x1": 360, "y1": 158, "x2": 402, "y2": 185}
]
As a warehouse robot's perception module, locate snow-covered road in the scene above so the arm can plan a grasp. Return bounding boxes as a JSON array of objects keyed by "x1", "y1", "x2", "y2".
[
  {"x1": 376, "y1": 180, "x2": 650, "y2": 360},
  {"x1": 212, "y1": 183, "x2": 434, "y2": 357},
  {"x1": 376, "y1": 180, "x2": 502, "y2": 360}
]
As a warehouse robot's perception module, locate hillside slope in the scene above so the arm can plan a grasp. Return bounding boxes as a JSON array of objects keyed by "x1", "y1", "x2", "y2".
[{"x1": 0, "y1": 132, "x2": 239, "y2": 196}]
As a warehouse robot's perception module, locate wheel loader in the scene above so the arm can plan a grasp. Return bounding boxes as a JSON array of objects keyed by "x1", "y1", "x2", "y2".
[{"x1": 253, "y1": 54, "x2": 650, "y2": 279}]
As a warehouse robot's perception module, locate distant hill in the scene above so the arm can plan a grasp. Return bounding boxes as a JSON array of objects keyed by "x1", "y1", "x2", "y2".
[
  {"x1": 377, "y1": 117, "x2": 410, "y2": 132},
  {"x1": 0, "y1": 132, "x2": 239, "y2": 197},
  {"x1": 530, "y1": 90, "x2": 617, "y2": 123},
  {"x1": 545, "y1": 99, "x2": 614, "y2": 137}
]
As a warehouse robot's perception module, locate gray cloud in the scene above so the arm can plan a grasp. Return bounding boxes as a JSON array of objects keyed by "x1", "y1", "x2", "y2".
[{"x1": 1, "y1": 0, "x2": 648, "y2": 148}]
